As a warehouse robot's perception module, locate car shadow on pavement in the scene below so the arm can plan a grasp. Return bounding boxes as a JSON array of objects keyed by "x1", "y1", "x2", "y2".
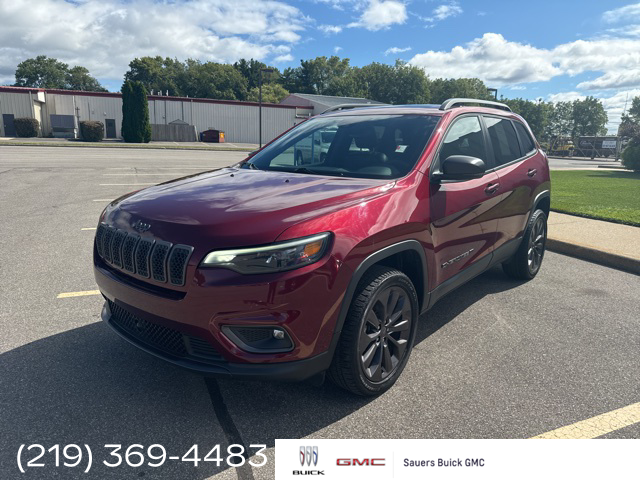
[
  {"x1": 0, "y1": 266, "x2": 525, "y2": 479},
  {"x1": 214, "y1": 265, "x2": 527, "y2": 442}
]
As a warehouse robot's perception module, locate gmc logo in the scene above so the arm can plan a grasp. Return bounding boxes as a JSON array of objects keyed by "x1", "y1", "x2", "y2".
[{"x1": 336, "y1": 458, "x2": 386, "y2": 466}]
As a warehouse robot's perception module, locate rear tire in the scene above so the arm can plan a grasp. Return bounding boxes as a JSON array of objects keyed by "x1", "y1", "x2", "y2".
[
  {"x1": 503, "y1": 209, "x2": 547, "y2": 280},
  {"x1": 328, "y1": 266, "x2": 419, "y2": 396}
]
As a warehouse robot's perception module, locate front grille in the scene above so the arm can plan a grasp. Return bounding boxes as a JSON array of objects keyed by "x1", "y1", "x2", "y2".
[
  {"x1": 108, "y1": 300, "x2": 225, "y2": 364},
  {"x1": 95, "y1": 223, "x2": 193, "y2": 286}
]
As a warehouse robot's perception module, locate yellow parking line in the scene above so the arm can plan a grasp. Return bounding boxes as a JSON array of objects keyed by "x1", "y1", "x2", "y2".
[
  {"x1": 81, "y1": 227, "x2": 97, "y2": 231},
  {"x1": 57, "y1": 290, "x2": 101, "y2": 298},
  {"x1": 531, "y1": 402, "x2": 640, "y2": 439}
]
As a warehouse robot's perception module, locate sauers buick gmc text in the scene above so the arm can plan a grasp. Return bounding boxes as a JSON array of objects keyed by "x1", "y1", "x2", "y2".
[{"x1": 94, "y1": 98, "x2": 550, "y2": 396}]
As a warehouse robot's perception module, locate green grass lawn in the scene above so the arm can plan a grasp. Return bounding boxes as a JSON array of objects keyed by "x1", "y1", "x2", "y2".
[{"x1": 550, "y1": 170, "x2": 640, "y2": 226}]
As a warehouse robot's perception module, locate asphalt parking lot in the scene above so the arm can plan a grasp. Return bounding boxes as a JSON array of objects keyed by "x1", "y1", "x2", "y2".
[{"x1": 1, "y1": 146, "x2": 639, "y2": 479}]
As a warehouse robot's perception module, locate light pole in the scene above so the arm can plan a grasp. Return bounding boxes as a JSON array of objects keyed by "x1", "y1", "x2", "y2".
[{"x1": 259, "y1": 67, "x2": 274, "y2": 148}]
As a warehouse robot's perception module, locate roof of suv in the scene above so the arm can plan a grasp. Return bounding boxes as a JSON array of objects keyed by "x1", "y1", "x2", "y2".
[{"x1": 320, "y1": 98, "x2": 515, "y2": 118}]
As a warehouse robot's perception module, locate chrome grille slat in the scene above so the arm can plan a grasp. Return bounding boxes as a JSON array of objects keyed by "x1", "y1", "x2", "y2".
[
  {"x1": 121, "y1": 233, "x2": 140, "y2": 273},
  {"x1": 102, "y1": 226, "x2": 116, "y2": 263}
]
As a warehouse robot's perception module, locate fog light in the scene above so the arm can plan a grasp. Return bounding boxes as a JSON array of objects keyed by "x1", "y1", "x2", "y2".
[
  {"x1": 273, "y1": 329, "x2": 285, "y2": 339},
  {"x1": 221, "y1": 325, "x2": 293, "y2": 353}
]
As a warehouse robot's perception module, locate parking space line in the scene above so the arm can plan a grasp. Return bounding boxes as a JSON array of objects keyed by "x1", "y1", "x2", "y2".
[
  {"x1": 99, "y1": 183, "x2": 157, "y2": 186},
  {"x1": 531, "y1": 402, "x2": 640, "y2": 439},
  {"x1": 57, "y1": 290, "x2": 101, "y2": 298},
  {"x1": 81, "y1": 227, "x2": 97, "y2": 231},
  {"x1": 102, "y1": 173, "x2": 192, "y2": 176}
]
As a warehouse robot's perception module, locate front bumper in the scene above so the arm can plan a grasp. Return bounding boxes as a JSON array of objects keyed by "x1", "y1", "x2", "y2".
[{"x1": 101, "y1": 300, "x2": 332, "y2": 381}]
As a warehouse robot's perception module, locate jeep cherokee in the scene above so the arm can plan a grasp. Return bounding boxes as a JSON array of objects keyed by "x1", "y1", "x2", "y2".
[{"x1": 94, "y1": 98, "x2": 550, "y2": 396}]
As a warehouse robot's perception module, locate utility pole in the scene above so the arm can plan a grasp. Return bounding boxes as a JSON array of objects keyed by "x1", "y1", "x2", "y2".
[{"x1": 259, "y1": 67, "x2": 274, "y2": 148}]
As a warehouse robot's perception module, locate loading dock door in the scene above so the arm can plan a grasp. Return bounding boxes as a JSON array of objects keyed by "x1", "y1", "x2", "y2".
[
  {"x1": 3, "y1": 114, "x2": 16, "y2": 137},
  {"x1": 105, "y1": 119, "x2": 116, "y2": 139}
]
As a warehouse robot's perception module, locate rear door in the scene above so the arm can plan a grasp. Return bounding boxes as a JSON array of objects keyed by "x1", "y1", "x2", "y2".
[
  {"x1": 482, "y1": 116, "x2": 544, "y2": 255},
  {"x1": 429, "y1": 114, "x2": 501, "y2": 286}
]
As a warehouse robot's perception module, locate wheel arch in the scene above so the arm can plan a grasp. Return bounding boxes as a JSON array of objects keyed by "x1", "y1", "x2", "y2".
[{"x1": 327, "y1": 240, "x2": 429, "y2": 358}]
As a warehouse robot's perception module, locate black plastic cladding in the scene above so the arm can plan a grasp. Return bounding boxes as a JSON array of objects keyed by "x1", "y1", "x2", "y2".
[{"x1": 95, "y1": 223, "x2": 193, "y2": 286}]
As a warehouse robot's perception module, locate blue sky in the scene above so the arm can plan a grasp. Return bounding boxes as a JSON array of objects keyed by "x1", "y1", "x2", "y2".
[{"x1": 2, "y1": 0, "x2": 639, "y2": 131}]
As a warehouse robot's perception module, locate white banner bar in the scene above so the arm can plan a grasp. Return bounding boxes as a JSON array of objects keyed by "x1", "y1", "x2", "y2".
[{"x1": 275, "y1": 438, "x2": 638, "y2": 479}]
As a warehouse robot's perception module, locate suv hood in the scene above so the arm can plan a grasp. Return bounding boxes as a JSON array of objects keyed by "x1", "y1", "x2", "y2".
[{"x1": 103, "y1": 167, "x2": 392, "y2": 248}]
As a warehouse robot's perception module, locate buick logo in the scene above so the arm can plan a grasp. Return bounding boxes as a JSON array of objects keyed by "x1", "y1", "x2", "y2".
[
  {"x1": 300, "y1": 446, "x2": 318, "y2": 467},
  {"x1": 132, "y1": 220, "x2": 151, "y2": 233}
]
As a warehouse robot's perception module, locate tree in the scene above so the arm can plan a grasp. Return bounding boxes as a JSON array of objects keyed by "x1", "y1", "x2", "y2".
[
  {"x1": 121, "y1": 81, "x2": 150, "y2": 143},
  {"x1": 133, "y1": 82, "x2": 152, "y2": 143},
  {"x1": 66, "y1": 66, "x2": 107, "y2": 92},
  {"x1": 502, "y1": 98, "x2": 551, "y2": 140},
  {"x1": 233, "y1": 59, "x2": 280, "y2": 90},
  {"x1": 15, "y1": 55, "x2": 106, "y2": 91},
  {"x1": 572, "y1": 96, "x2": 608, "y2": 137},
  {"x1": 354, "y1": 61, "x2": 429, "y2": 104},
  {"x1": 181, "y1": 60, "x2": 248, "y2": 100},
  {"x1": 15, "y1": 55, "x2": 68, "y2": 88},
  {"x1": 546, "y1": 101, "x2": 574, "y2": 139},
  {"x1": 429, "y1": 78, "x2": 494, "y2": 104},
  {"x1": 628, "y1": 96, "x2": 640, "y2": 123},
  {"x1": 246, "y1": 84, "x2": 290, "y2": 103},
  {"x1": 120, "y1": 81, "x2": 134, "y2": 142},
  {"x1": 124, "y1": 56, "x2": 185, "y2": 96}
]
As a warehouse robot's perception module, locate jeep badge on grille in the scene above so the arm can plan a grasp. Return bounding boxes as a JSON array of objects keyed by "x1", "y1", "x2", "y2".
[{"x1": 132, "y1": 220, "x2": 151, "y2": 233}]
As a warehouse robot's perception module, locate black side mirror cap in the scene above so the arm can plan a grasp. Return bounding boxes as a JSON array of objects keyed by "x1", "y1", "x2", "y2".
[{"x1": 432, "y1": 155, "x2": 485, "y2": 182}]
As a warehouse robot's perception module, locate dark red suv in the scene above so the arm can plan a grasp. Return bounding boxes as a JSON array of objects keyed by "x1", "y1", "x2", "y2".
[{"x1": 94, "y1": 98, "x2": 550, "y2": 395}]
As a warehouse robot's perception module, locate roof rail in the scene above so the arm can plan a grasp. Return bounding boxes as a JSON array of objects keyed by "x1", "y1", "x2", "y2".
[
  {"x1": 322, "y1": 103, "x2": 383, "y2": 114},
  {"x1": 440, "y1": 98, "x2": 511, "y2": 112}
]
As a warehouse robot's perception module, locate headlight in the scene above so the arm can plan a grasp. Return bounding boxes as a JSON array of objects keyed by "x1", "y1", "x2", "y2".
[{"x1": 200, "y1": 233, "x2": 331, "y2": 274}]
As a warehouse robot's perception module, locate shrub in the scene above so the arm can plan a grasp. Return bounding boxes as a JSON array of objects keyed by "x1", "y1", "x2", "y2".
[
  {"x1": 621, "y1": 143, "x2": 640, "y2": 172},
  {"x1": 121, "y1": 80, "x2": 151, "y2": 143},
  {"x1": 14, "y1": 117, "x2": 40, "y2": 137},
  {"x1": 79, "y1": 121, "x2": 104, "y2": 142}
]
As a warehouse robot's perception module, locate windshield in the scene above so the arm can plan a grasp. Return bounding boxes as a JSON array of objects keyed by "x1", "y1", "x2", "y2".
[{"x1": 244, "y1": 114, "x2": 440, "y2": 179}]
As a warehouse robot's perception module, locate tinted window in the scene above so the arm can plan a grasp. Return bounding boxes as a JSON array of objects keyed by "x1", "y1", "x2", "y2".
[
  {"x1": 514, "y1": 121, "x2": 536, "y2": 154},
  {"x1": 485, "y1": 117, "x2": 522, "y2": 166},
  {"x1": 439, "y1": 116, "x2": 486, "y2": 164},
  {"x1": 246, "y1": 114, "x2": 439, "y2": 179}
]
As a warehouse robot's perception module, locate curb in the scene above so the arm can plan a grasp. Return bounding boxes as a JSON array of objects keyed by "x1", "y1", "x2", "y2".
[{"x1": 547, "y1": 238, "x2": 640, "y2": 275}]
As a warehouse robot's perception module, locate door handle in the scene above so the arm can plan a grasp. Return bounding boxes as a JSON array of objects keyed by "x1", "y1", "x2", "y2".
[
  {"x1": 485, "y1": 183, "x2": 500, "y2": 194},
  {"x1": 527, "y1": 168, "x2": 537, "y2": 177}
]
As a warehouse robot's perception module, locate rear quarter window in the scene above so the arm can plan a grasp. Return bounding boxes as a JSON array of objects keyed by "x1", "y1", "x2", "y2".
[
  {"x1": 514, "y1": 121, "x2": 536, "y2": 154},
  {"x1": 484, "y1": 117, "x2": 522, "y2": 166}
]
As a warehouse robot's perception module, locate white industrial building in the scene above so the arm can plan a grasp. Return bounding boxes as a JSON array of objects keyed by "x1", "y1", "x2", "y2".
[
  {"x1": 280, "y1": 93, "x2": 385, "y2": 113},
  {"x1": 0, "y1": 86, "x2": 314, "y2": 143}
]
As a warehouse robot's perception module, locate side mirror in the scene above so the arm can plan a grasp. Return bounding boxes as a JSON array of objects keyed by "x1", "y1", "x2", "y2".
[
  {"x1": 433, "y1": 155, "x2": 485, "y2": 182},
  {"x1": 247, "y1": 150, "x2": 258, "y2": 158}
]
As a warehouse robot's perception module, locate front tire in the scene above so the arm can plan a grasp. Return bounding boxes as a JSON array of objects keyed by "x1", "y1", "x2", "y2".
[
  {"x1": 503, "y1": 209, "x2": 547, "y2": 280},
  {"x1": 328, "y1": 266, "x2": 419, "y2": 396}
]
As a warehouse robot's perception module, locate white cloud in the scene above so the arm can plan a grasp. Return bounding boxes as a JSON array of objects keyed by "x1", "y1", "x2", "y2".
[
  {"x1": 0, "y1": 0, "x2": 307, "y2": 85},
  {"x1": 427, "y1": 2, "x2": 463, "y2": 22},
  {"x1": 409, "y1": 33, "x2": 640, "y2": 89},
  {"x1": 319, "y1": 25, "x2": 343, "y2": 34},
  {"x1": 409, "y1": 33, "x2": 560, "y2": 85},
  {"x1": 334, "y1": 46, "x2": 343, "y2": 53},
  {"x1": 602, "y1": 3, "x2": 640, "y2": 23},
  {"x1": 348, "y1": 0, "x2": 407, "y2": 31},
  {"x1": 510, "y1": 85, "x2": 527, "y2": 90},
  {"x1": 384, "y1": 46, "x2": 411, "y2": 56},
  {"x1": 273, "y1": 53, "x2": 294, "y2": 62}
]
